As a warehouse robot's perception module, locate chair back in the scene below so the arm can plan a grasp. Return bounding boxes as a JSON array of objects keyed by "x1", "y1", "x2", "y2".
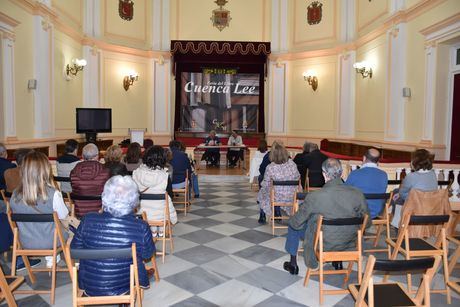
[
  {"x1": 373, "y1": 257, "x2": 435, "y2": 272},
  {"x1": 270, "y1": 180, "x2": 300, "y2": 203},
  {"x1": 0, "y1": 190, "x2": 12, "y2": 213},
  {"x1": 70, "y1": 246, "x2": 134, "y2": 261},
  {"x1": 401, "y1": 189, "x2": 451, "y2": 238},
  {"x1": 140, "y1": 193, "x2": 170, "y2": 227}
]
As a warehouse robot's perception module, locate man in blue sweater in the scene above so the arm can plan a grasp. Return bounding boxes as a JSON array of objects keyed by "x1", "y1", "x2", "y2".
[{"x1": 345, "y1": 148, "x2": 388, "y2": 218}]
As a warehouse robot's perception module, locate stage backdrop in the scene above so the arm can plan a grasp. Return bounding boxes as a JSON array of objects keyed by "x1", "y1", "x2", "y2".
[{"x1": 171, "y1": 41, "x2": 271, "y2": 134}]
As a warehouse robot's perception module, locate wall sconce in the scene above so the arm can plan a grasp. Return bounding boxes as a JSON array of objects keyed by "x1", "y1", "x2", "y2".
[
  {"x1": 123, "y1": 70, "x2": 139, "y2": 91},
  {"x1": 303, "y1": 70, "x2": 318, "y2": 91},
  {"x1": 66, "y1": 58, "x2": 87, "y2": 77},
  {"x1": 353, "y1": 61, "x2": 373, "y2": 78}
]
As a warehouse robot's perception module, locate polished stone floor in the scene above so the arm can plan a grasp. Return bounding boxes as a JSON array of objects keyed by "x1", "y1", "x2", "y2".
[{"x1": 1, "y1": 178, "x2": 459, "y2": 306}]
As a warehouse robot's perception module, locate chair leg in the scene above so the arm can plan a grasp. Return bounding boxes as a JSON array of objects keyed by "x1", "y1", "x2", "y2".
[
  {"x1": 22, "y1": 255, "x2": 36, "y2": 284},
  {"x1": 304, "y1": 268, "x2": 311, "y2": 287},
  {"x1": 442, "y1": 239, "x2": 452, "y2": 304},
  {"x1": 162, "y1": 237, "x2": 166, "y2": 264},
  {"x1": 373, "y1": 224, "x2": 383, "y2": 247},
  {"x1": 50, "y1": 252, "x2": 57, "y2": 305},
  {"x1": 342, "y1": 261, "x2": 354, "y2": 288},
  {"x1": 151, "y1": 256, "x2": 160, "y2": 282},
  {"x1": 319, "y1": 261, "x2": 324, "y2": 305},
  {"x1": 448, "y1": 246, "x2": 459, "y2": 274}
]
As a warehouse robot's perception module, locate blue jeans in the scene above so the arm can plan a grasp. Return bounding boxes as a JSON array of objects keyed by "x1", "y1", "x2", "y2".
[{"x1": 285, "y1": 224, "x2": 307, "y2": 256}]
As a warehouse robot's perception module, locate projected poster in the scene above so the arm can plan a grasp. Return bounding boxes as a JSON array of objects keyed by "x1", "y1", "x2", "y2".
[{"x1": 179, "y1": 70, "x2": 259, "y2": 133}]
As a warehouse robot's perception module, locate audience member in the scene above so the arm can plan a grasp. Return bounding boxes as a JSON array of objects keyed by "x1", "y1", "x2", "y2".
[
  {"x1": 4, "y1": 148, "x2": 32, "y2": 193},
  {"x1": 345, "y1": 148, "x2": 388, "y2": 218},
  {"x1": 104, "y1": 145, "x2": 128, "y2": 177},
  {"x1": 70, "y1": 175, "x2": 155, "y2": 296},
  {"x1": 301, "y1": 143, "x2": 328, "y2": 188},
  {"x1": 293, "y1": 142, "x2": 311, "y2": 189},
  {"x1": 123, "y1": 142, "x2": 142, "y2": 172},
  {"x1": 179, "y1": 141, "x2": 200, "y2": 198},
  {"x1": 10, "y1": 151, "x2": 70, "y2": 269},
  {"x1": 249, "y1": 139, "x2": 268, "y2": 184},
  {"x1": 133, "y1": 146, "x2": 177, "y2": 229},
  {"x1": 0, "y1": 143, "x2": 15, "y2": 192},
  {"x1": 165, "y1": 148, "x2": 174, "y2": 180},
  {"x1": 56, "y1": 139, "x2": 80, "y2": 192},
  {"x1": 283, "y1": 158, "x2": 369, "y2": 274},
  {"x1": 391, "y1": 149, "x2": 437, "y2": 227},
  {"x1": 70, "y1": 144, "x2": 110, "y2": 217},
  {"x1": 227, "y1": 130, "x2": 243, "y2": 167},
  {"x1": 257, "y1": 143, "x2": 300, "y2": 224},
  {"x1": 143, "y1": 139, "x2": 154, "y2": 151},
  {"x1": 169, "y1": 140, "x2": 192, "y2": 191},
  {"x1": 258, "y1": 140, "x2": 280, "y2": 186},
  {"x1": 202, "y1": 130, "x2": 221, "y2": 167}
]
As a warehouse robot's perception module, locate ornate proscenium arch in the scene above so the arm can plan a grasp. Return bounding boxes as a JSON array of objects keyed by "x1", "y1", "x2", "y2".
[{"x1": 171, "y1": 40, "x2": 271, "y2": 134}]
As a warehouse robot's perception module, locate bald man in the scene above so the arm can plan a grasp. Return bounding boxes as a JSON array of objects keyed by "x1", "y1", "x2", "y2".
[{"x1": 345, "y1": 148, "x2": 388, "y2": 218}]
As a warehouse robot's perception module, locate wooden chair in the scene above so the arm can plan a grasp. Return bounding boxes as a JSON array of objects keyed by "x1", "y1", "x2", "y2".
[
  {"x1": 386, "y1": 213, "x2": 451, "y2": 304},
  {"x1": 305, "y1": 169, "x2": 322, "y2": 192},
  {"x1": 362, "y1": 192, "x2": 392, "y2": 253},
  {"x1": 349, "y1": 255, "x2": 441, "y2": 307},
  {"x1": 69, "y1": 243, "x2": 142, "y2": 307},
  {"x1": 270, "y1": 180, "x2": 300, "y2": 235},
  {"x1": 304, "y1": 215, "x2": 368, "y2": 305},
  {"x1": 172, "y1": 170, "x2": 191, "y2": 216},
  {"x1": 0, "y1": 265, "x2": 24, "y2": 307},
  {"x1": 0, "y1": 190, "x2": 12, "y2": 213},
  {"x1": 140, "y1": 193, "x2": 174, "y2": 264},
  {"x1": 8, "y1": 212, "x2": 71, "y2": 304},
  {"x1": 447, "y1": 215, "x2": 459, "y2": 274}
]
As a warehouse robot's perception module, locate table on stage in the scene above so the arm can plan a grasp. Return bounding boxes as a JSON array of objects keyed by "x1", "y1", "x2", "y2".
[{"x1": 193, "y1": 144, "x2": 249, "y2": 170}]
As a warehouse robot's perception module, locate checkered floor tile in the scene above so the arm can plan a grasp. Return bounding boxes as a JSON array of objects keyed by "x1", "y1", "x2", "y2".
[{"x1": 1, "y1": 179, "x2": 459, "y2": 306}]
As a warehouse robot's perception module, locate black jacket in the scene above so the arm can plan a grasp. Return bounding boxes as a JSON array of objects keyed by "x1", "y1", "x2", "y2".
[{"x1": 301, "y1": 149, "x2": 328, "y2": 188}]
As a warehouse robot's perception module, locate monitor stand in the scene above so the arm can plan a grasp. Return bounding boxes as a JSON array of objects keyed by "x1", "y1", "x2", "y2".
[{"x1": 85, "y1": 132, "x2": 97, "y2": 143}]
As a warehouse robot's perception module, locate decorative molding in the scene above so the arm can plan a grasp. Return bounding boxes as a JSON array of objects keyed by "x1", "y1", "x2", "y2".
[
  {"x1": 420, "y1": 12, "x2": 460, "y2": 38},
  {"x1": 170, "y1": 41, "x2": 271, "y2": 56},
  {"x1": 51, "y1": 0, "x2": 83, "y2": 29},
  {"x1": 82, "y1": 37, "x2": 170, "y2": 58},
  {"x1": 357, "y1": 0, "x2": 389, "y2": 32},
  {"x1": 0, "y1": 12, "x2": 21, "y2": 28}
]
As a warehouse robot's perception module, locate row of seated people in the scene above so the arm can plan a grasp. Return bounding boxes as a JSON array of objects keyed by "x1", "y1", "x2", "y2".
[
  {"x1": 255, "y1": 142, "x2": 457, "y2": 304},
  {"x1": 201, "y1": 130, "x2": 245, "y2": 167},
  {"x1": 0, "y1": 140, "x2": 198, "y2": 301}
]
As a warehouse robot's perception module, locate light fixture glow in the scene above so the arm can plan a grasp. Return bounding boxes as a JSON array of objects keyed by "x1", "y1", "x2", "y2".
[
  {"x1": 66, "y1": 58, "x2": 87, "y2": 77},
  {"x1": 123, "y1": 70, "x2": 139, "y2": 91},
  {"x1": 303, "y1": 70, "x2": 318, "y2": 91}
]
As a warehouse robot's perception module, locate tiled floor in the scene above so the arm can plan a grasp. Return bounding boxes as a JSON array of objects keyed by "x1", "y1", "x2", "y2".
[{"x1": 1, "y1": 178, "x2": 459, "y2": 306}]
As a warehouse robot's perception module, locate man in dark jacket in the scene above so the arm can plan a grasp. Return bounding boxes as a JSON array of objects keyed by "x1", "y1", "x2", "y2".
[
  {"x1": 301, "y1": 143, "x2": 328, "y2": 188},
  {"x1": 70, "y1": 143, "x2": 110, "y2": 217},
  {"x1": 283, "y1": 158, "x2": 369, "y2": 275},
  {"x1": 293, "y1": 142, "x2": 311, "y2": 189},
  {"x1": 169, "y1": 140, "x2": 192, "y2": 187},
  {"x1": 71, "y1": 176, "x2": 155, "y2": 296}
]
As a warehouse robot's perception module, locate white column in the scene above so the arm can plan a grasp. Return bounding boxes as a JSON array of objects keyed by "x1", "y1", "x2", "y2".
[
  {"x1": 268, "y1": 61, "x2": 288, "y2": 134},
  {"x1": 0, "y1": 20, "x2": 18, "y2": 140},
  {"x1": 83, "y1": 0, "x2": 101, "y2": 37},
  {"x1": 32, "y1": 15, "x2": 54, "y2": 138},
  {"x1": 151, "y1": 58, "x2": 171, "y2": 134},
  {"x1": 340, "y1": 0, "x2": 355, "y2": 42},
  {"x1": 153, "y1": 0, "x2": 170, "y2": 51},
  {"x1": 422, "y1": 43, "x2": 436, "y2": 142},
  {"x1": 338, "y1": 51, "x2": 356, "y2": 137},
  {"x1": 271, "y1": 0, "x2": 288, "y2": 53},
  {"x1": 450, "y1": 170, "x2": 460, "y2": 202},
  {"x1": 385, "y1": 23, "x2": 407, "y2": 141},
  {"x1": 83, "y1": 45, "x2": 102, "y2": 108}
]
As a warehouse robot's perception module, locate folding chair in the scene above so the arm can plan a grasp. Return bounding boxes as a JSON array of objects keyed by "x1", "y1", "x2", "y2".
[
  {"x1": 386, "y1": 213, "x2": 451, "y2": 304},
  {"x1": 8, "y1": 212, "x2": 71, "y2": 304},
  {"x1": 68, "y1": 193, "x2": 102, "y2": 218},
  {"x1": 0, "y1": 190, "x2": 12, "y2": 213},
  {"x1": 349, "y1": 255, "x2": 441, "y2": 307},
  {"x1": 0, "y1": 265, "x2": 24, "y2": 307},
  {"x1": 305, "y1": 169, "x2": 322, "y2": 192},
  {"x1": 270, "y1": 180, "x2": 300, "y2": 235},
  {"x1": 69, "y1": 243, "x2": 142, "y2": 307},
  {"x1": 140, "y1": 193, "x2": 174, "y2": 264},
  {"x1": 447, "y1": 215, "x2": 460, "y2": 274},
  {"x1": 304, "y1": 215, "x2": 368, "y2": 304},
  {"x1": 363, "y1": 192, "x2": 392, "y2": 253},
  {"x1": 172, "y1": 170, "x2": 191, "y2": 216}
]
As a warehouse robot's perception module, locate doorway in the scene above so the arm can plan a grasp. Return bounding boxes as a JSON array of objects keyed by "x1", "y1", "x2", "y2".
[{"x1": 450, "y1": 73, "x2": 460, "y2": 161}]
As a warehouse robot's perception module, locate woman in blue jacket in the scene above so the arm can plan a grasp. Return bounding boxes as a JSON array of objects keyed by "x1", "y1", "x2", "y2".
[{"x1": 71, "y1": 175, "x2": 155, "y2": 296}]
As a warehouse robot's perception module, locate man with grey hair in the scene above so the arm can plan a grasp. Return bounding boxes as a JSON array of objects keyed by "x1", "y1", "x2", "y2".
[
  {"x1": 71, "y1": 175, "x2": 155, "y2": 297},
  {"x1": 70, "y1": 143, "x2": 110, "y2": 217},
  {"x1": 282, "y1": 158, "x2": 369, "y2": 275},
  {"x1": 293, "y1": 142, "x2": 312, "y2": 189},
  {"x1": 0, "y1": 143, "x2": 16, "y2": 192}
]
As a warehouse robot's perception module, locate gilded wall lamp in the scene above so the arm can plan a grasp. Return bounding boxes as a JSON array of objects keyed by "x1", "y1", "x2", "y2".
[
  {"x1": 66, "y1": 58, "x2": 87, "y2": 77},
  {"x1": 123, "y1": 70, "x2": 139, "y2": 91},
  {"x1": 303, "y1": 70, "x2": 318, "y2": 91},
  {"x1": 353, "y1": 61, "x2": 373, "y2": 78}
]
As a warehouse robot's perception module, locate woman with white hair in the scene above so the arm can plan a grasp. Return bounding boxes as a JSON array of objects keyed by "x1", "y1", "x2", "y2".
[{"x1": 70, "y1": 175, "x2": 155, "y2": 297}]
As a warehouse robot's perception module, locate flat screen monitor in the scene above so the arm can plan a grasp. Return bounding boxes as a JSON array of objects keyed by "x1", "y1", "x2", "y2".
[{"x1": 76, "y1": 108, "x2": 112, "y2": 133}]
